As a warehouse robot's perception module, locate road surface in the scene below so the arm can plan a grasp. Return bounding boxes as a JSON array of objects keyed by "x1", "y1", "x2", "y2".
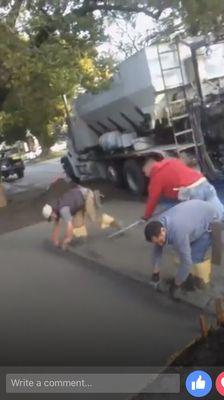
[
  {"x1": 0, "y1": 158, "x2": 209, "y2": 400},
  {"x1": 4, "y1": 158, "x2": 63, "y2": 195},
  {"x1": 0, "y1": 223, "x2": 200, "y2": 369}
]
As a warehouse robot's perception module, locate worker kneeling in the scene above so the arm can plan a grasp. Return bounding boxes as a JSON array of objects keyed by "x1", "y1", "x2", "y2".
[
  {"x1": 144, "y1": 200, "x2": 221, "y2": 299},
  {"x1": 143, "y1": 157, "x2": 224, "y2": 221},
  {"x1": 42, "y1": 186, "x2": 99, "y2": 250},
  {"x1": 42, "y1": 186, "x2": 88, "y2": 250},
  {"x1": 42, "y1": 185, "x2": 118, "y2": 249}
]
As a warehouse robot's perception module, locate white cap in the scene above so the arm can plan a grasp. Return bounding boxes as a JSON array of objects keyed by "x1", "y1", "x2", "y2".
[{"x1": 42, "y1": 204, "x2": 53, "y2": 220}]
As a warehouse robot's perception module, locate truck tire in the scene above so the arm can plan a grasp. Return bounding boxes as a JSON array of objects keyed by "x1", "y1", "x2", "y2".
[
  {"x1": 123, "y1": 159, "x2": 147, "y2": 195},
  {"x1": 61, "y1": 156, "x2": 80, "y2": 183},
  {"x1": 2, "y1": 172, "x2": 9, "y2": 180},
  {"x1": 106, "y1": 163, "x2": 124, "y2": 188},
  {"x1": 17, "y1": 169, "x2": 24, "y2": 179}
]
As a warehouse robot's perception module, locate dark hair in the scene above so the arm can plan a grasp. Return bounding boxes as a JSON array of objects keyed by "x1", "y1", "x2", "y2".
[
  {"x1": 145, "y1": 221, "x2": 163, "y2": 242},
  {"x1": 144, "y1": 157, "x2": 155, "y2": 165}
]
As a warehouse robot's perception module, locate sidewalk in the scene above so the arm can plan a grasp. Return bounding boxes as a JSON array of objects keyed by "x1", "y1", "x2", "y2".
[{"x1": 70, "y1": 199, "x2": 224, "y2": 313}]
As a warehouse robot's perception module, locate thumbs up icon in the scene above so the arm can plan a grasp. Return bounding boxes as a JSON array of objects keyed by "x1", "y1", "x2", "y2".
[
  {"x1": 191, "y1": 376, "x2": 206, "y2": 391},
  {"x1": 186, "y1": 370, "x2": 212, "y2": 397}
]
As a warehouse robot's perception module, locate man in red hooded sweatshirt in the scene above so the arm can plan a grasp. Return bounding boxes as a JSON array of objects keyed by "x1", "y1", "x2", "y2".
[{"x1": 143, "y1": 157, "x2": 224, "y2": 221}]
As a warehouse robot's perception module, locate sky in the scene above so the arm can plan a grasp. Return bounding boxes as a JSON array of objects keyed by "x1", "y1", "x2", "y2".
[{"x1": 98, "y1": 13, "x2": 156, "y2": 61}]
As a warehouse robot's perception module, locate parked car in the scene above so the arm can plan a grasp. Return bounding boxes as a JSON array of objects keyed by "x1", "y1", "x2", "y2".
[{"x1": 0, "y1": 148, "x2": 25, "y2": 180}]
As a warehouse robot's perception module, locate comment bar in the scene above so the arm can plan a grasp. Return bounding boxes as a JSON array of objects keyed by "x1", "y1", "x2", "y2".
[{"x1": 6, "y1": 373, "x2": 180, "y2": 394}]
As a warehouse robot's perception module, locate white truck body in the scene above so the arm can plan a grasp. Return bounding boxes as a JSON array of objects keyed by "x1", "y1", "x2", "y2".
[{"x1": 63, "y1": 40, "x2": 224, "y2": 193}]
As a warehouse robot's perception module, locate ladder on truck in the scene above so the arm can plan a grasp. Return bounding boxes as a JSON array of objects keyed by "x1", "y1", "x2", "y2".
[{"x1": 156, "y1": 41, "x2": 201, "y2": 159}]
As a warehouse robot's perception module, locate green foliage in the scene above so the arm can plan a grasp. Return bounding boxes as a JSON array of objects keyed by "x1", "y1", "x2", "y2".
[
  {"x1": 182, "y1": 0, "x2": 224, "y2": 36},
  {"x1": 0, "y1": 0, "x2": 224, "y2": 149},
  {"x1": 0, "y1": 1, "x2": 113, "y2": 149}
]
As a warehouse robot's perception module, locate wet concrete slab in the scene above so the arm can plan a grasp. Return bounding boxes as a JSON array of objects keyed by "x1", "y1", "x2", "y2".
[{"x1": 70, "y1": 199, "x2": 224, "y2": 314}]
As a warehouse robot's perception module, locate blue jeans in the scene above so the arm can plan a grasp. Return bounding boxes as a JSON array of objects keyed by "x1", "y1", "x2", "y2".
[
  {"x1": 178, "y1": 181, "x2": 224, "y2": 220},
  {"x1": 191, "y1": 232, "x2": 212, "y2": 264},
  {"x1": 152, "y1": 199, "x2": 179, "y2": 216}
]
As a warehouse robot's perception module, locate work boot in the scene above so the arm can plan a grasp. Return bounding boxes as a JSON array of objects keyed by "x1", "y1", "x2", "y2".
[{"x1": 193, "y1": 276, "x2": 206, "y2": 290}]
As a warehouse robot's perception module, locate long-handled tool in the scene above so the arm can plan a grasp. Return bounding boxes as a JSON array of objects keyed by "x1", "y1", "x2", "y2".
[
  {"x1": 107, "y1": 219, "x2": 144, "y2": 239},
  {"x1": 107, "y1": 206, "x2": 171, "y2": 239}
]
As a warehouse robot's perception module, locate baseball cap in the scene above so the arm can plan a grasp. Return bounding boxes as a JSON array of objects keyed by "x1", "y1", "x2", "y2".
[{"x1": 42, "y1": 204, "x2": 53, "y2": 220}]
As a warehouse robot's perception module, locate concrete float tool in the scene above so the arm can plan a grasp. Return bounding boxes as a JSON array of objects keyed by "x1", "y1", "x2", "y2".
[{"x1": 107, "y1": 219, "x2": 144, "y2": 239}]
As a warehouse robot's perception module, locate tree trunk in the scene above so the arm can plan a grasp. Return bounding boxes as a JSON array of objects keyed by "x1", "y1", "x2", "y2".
[
  {"x1": 6, "y1": 0, "x2": 25, "y2": 28},
  {"x1": 38, "y1": 128, "x2": 53, "y2": 157},
  {"x1": 0, "y1": 183, "x2": 7, "y2": 208}
]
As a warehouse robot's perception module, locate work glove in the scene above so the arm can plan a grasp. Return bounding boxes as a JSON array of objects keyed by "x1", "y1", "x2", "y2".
[
  {"x1": 149, "y1": 272, "x2": 161, "y2": 290},
  {"x1": 61, "y1": 238, "x2": 72, "y2": 251},
  {"x1": 151, "y1": 272, "x2": 160, "y2": 284},
  {"x1": 52, "y1": 239, "x2": 60, "y2": 248}
]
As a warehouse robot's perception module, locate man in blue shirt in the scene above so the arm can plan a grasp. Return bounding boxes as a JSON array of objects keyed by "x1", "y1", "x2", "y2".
[{"x1": 144, "y1": 200, "x2": 221, "y2": 298}]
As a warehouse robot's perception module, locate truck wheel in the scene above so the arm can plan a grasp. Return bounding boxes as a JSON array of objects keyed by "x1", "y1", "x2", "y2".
[
  {"x1": 2, "y1": 173, "x2": 8, "y2": 180},
  {"x1": 123, "y1": 159, "x2": 147, "y2": 195},
  {"x1": 61, "y1": 156, "x2": 80, "y2": 183},
  {"x1": 107, "y1": 163, "x2": 124, "y2": 187},
  {"x1": 17, "y1": 170, "x2": 24, "y2": 179}
]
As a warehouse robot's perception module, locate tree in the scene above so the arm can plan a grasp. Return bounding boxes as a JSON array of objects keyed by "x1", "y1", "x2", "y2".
[
  {"x1": 21, "y1": 1, "x2": 224, "y2": 38},
  {"x1": 0, "y1": 0, "x2": 224, "y2": 149},
  {"x1": 0, "y1": 3, "x2": 113, "y2": 150},
  {"x1": 0, "y1": 0, "x2": 115, "y2": 205}
]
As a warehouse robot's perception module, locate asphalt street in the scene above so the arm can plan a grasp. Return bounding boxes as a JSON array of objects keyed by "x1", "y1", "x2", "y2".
[{"x1": 4, "y1": 158, "x2": 63, "y2": 195}]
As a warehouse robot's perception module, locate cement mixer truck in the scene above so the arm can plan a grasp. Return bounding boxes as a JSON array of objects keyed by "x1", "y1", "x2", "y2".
[{"x1": 62, "y1": 37, "x2": 224, "y2": 195}]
